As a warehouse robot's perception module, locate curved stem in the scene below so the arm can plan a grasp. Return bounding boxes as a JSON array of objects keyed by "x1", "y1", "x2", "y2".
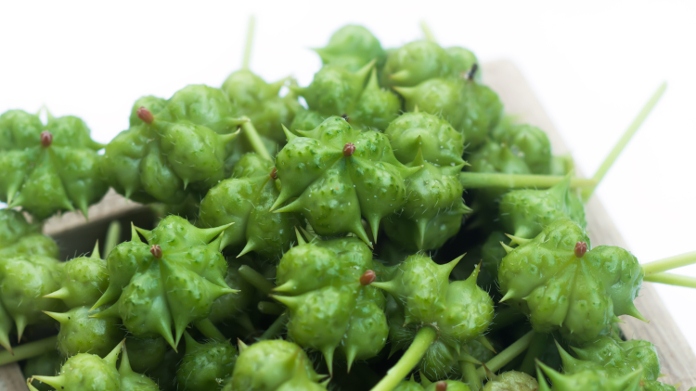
[
  {"x1": 238, "y1": 265, "x2": 274, "y2": 295},
  {"x1": 258, "y1": 313, "x2": 288, "y2": 341},
  {"x1": 476, "y1": 330, "x2": 534, "y2": 378},
  {"x1": 240, "y1": 120, "x2": 273, "y2": 162},
  {"x1": 458, "y1": 172, "x2": 596, "y2": 190},
  {"x1": 194, "y1": 319, "x2": 225, "y2": 341},
  {"x1": 103, "y1": 221, "x2": 122, "y2": 258},
  {"x1": 518, "y1": 332, "x2": 549, "y2": 375},
  {"x1": 371, "y1": 326, "x2": 438, "y2": 391},
  {"x1": 242, "y1": 16, "x2": 255, "y2": 70},
  {"x1": 582, "y1": 82, "x2": 667, "y2": 201},
  {"x1": 0, "y1": 336, "x2": 57, "y2": 366},
  {"x1": 420, "y1": 21, "x2": 436, "y2": 42},
  {"x1": 644, "y1": 272, "x2": 696, "y2": 288},
  {"x1": 258, "y1": 301, "x2": 284, "y2": 315},
  {"x1": 461, "y1": 361, "x2": 481, "y2": 391},
  {"x1": 642, "y1": 251, "x2": 696, "y2": 275}
]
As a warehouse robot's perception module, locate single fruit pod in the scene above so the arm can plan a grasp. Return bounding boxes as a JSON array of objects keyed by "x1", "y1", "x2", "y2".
[
  {"x1": 0, "y1": 209, "x2": 58, "y2": 258},
  {"x1": 223, "y1": 339, "x2": 326, "y2": 391},
  {"x1": 482, "y1": 371, "x2": 538, "y2": 391},
  {"x1": 0, "y1": 253, "x2": 65, "y2": 351},
  {"x1": 289, "y1": 109, "x2": 326, "y2": 132},
  {"x1": 44, "y1": 241, "x2": 109, "y2": 308},
  {"x1": 125, "y1": 336, "x2": 168, "y2": 374},
  {"x1": 92, "y1": 216, "x2": 235, "y2": 348},
  {"x1": 0, "y1": 109, "x2": 107, "y2": 219},
  {"x1": 381, "y1": 40, "x2": 453, "y2": 88},
  {"x1": 393, "y1": 376, "x2": 426, "y2": 391},
  {"x1": 46, "y1": 306, "x2": 125, "y2": 358},
  {"x1": 271, "y1": 236, "x2": 388, "y2": 373},
  {"x1": 198, "y1": 153, "x2": 300, "y2": 259},
  {"x1": 499, "y1": 219, "x2": 644, "y2": 344},
  {"x1": 447, "y1": 46, "x2": 480, "y2": 81},
  {"x1": 458, "y1": 66, "x2": 503, "y2": 148},
  {"x1": 176, "y1": 332, "x2": 237, "y2": 391},
  {"x1": 313, "y1": 25, "x2": 387, "y2": 71},
  {"x1": 395, "y1": 78, "x2": 467, "y2": 138},
  {"x1": 272, "y1": 116, "x2": 418, "y2": 244},
  {"x1": 499, "y1": 174, "x2": 586, "y2": 239},
  {"x1": 23, "y1": 350, "x2": 62, "y2": 391},
  {"x1": 119, "y1": 346, "x2": 160, "y2": 391},
  {"x1": 490, "y1": 120, "x2": 552, "y2": 175},
  {"x1": 384, "y1": 112, "x2": 465, "y2": 168},
  {"x1": 103, "y1": 88, "x2": 240, "y2": 204},
  {"x1": 207, "y1": 257, "x2": 254, "y2": 324},
  {"x1": 536, "y1": 361, "x2": 643, "y2": 391}
]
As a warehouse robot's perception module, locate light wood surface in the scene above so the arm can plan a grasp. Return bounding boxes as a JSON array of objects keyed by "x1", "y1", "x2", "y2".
[{"x1": 1, "y1": 59, "x2": 694, "y2": 389}]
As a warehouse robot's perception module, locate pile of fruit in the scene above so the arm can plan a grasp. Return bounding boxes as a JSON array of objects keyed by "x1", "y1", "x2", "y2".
[{"x1": 1, "y1": 20, "x2": 694, "y2": 391}]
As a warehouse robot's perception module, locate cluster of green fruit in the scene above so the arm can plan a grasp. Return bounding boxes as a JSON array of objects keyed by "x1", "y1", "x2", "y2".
[{"x1": 0, "y1": 20, "x2": 694, "y2": 391}]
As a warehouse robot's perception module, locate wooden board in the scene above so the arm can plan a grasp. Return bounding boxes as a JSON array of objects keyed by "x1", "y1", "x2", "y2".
[{"x1": 1, "y1": 60, "x2": 694, "y2": 389}]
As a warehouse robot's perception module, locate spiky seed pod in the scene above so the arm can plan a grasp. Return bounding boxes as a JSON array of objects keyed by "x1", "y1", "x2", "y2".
[
  {"x1": 46, "y1": 306, "x2": 125, "y2": 358},
  {"x1": 536, "y1": 361, "x2": 643, "y2": 391},
  {"x1": 395, "y1": 78, "x2": 467, "y2": 137},
  {"x1": 289, "y1": 109, "x2": 326, "y2": 132},
  {"x1": 490, "y1": 120, "x2": 552, "y2": 175},
  {"x1": 223, "y1": 340, "x2": 326, "y2": 391},
  {"x1": 0, "y1": 209, "x2": 58, "y2": 258},
  {"x1": 272, "y1": 237, "x2": 388, "y2": 373},
  {"x1": 0, "y1": 109, "x2": 107, "y2": 219},
  {"x1": 483, "y1": 371, "x2": 538, "y2": 391},
  {"x1": 23, "y1": 350, "x2": 62, "y2": 391},
  {"x1": 103, "y1": 87, "x2": 240, "y2": 204},
  {"x1": 92, "y1": 216, "x2": 235, "y2": 348},
  {"x1": 393, "y1": 377, "x2": 426, "y2": 391},
  {"x1": 125, "y1": 336, "x2": 168, "y2": 374},
  {"x1": 447, "y1": 46, "x2": 480, "y2": 81},
  {"x1": 273, "y1": 117, "x2": 418, "y2": 244},
  {"x1": 176, "y1": 333, "x2": 237, "y2": 391},
  {"x1": 314, "y1": 25, "x2": 387, "y2": 72},
  {"x1": 119, "y1": 347, "x2": 160, "y2": 391},
  {"x1": 381, "y1": 41, "x2": 453, "y2": 88},
  {"x1": 44, "y1": 242, "x2": 108, "y2": 308},
  {"x1": 499, "y1": 175, "x2": 586, "y2": 239},
  {"x1": 499, "y1": 219, "x2": 645, "y2": 344},
  {"x1": 198, "y1": 153, "x2": 300, "y2": 259}
]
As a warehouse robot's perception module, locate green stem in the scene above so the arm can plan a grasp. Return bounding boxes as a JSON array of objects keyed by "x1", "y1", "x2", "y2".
[
  {"x1": 644, "y1": 272, "x2": 696, "y2": 288},
  {"x1": 234, "y1": 313, "x2": 257, "y2": 336},
  {"x1": 242, "y1": 16, "x2": 255, "y2": 70},
  {"x1": 476, "y1": 330, "x2": 534, "y2": 378},
  {"x1": 194, "y1": 319, "x2": 226, "y2": 341},
  {"x1": 370, "y1": 326, "x2": 438, "y2": 391},
  {"x1": 518, "y1": 332, "x2": 549, "y2": 375},
  {"x1": 458, "y1": 172, "x2": 596, "y2": 190},
  {"x1": 103, "y1": 221, "x2": 122, "y2": 258},
  {"x1": 582, "y1": 82, "x2": 667, "y2": 200},
  {"x1": 258, "y1": 301, "x2": 284, "y2": 315},
  {"x1": 0, "y1": 336, "x2": 57, "y2": 366},
  {"x1": 238, "y1": 265, "x2": 274, "y2": 295},
  {"x1": 258, "y1": 313, "x2": 288, "y2": 341},
  {"x1": 489, "y1": 307, "x2": 527, "y2": 332},
  {"x1": 642, "y1": 251, "x2": 696, "y2": 275},
  {"x1": 240, "y1": 119, "x2": 273, "y2": 162},
  {"x1": 461, "y1": 361, "x2": 481, "y2": 391},
  {"x1": 420, "y1": 21, "x2": 436, "y2": 42}
]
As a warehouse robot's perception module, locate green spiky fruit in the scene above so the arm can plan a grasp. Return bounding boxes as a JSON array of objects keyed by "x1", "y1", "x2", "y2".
[
  {"x1": 176, "y1": 333, "x2": 237, "y2": 390},
  {"x1": 381, "y1": 41, "x2": 453, "y2": 88},
  {"x1": 499, "y1": 219, "x2": 645, "y2": 343},
  {"x1": 46, "y1": 306, "x2": 125, "y2": 358},
  {"x1": 92, "y1": 216, "x2": 235, "y2": 348},
  {"x1": 0, "y1": 109, "x2": 107, "y2": 219},
  {"x1": 499, "y1": 175, "x2": 586, "y2": 239},
  {"x1": 103, "y1": 87, "x2": 240, "y2": 204},
  {"x1": 289, "y1": 109, "x2": 326, "y2": 132},
  {"x1": 483, "y1": 371, "x2": 538, "y2": 391},
  {"x1": 223, "y1": 340, "x2": 326, "y2": 391},
  {"x1": 198, "y1": 153, "x2": 300, "y2": 259},
  {"x1": 23, "y1": 350, "x2": 62, "y2": 391},
  {"x1": 393, "y1": 377, "x2": 426, "y2": 391},
  {"x1": 125, "y1": 336, "x2": 168, "y2": 374},
  {"x1": 384, "y1": 112, "x2": 465, "y2": 167},
  {"x1": 447, "y1": 46, "x2": 480, "y2": 81},
  {"x1": 314, "y1": 25, "x2": 386, "y2": 72},
  {"x1": 490, "y1": 121, "x2": 552, "y2": 174},
  {"x1": 44, "y1": 242, "x2": 108, "y2": 308},
  {"x1": 272, "y1": 116, "x2": 418, "y2": 244},
  {"x1": 537, "y1": 361, "x2": 643, "y2": 391},
  {"x1": 119, "y1": 347, "x2": 160, "y2": 391},
  {"x1": 272, "y1": 236, "x2": 388, "y2": 372},
  {"x1": 0, "y1": 209, "x2": 58, "y2": 258}
]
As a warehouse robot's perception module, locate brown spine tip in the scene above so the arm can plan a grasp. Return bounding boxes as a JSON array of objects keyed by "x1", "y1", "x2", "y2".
[
  {"x1": 341, "y1": 114, "x2": 350, "y2": 122},
  {"x1": 40, "y1": 131, "x2": 53, "y2": 147},
  {"x1": 466, "y1": 63, "x2": 479, "y2": 80},
  {"x1": 360, "y1": 270, "x2": 376, "y2": 286},
  {"x1": 435, "y1": 382, "x2": 448, "y2": 391},
  {"x1": 150, "y1": 244, "x2": 163, "y2": 259},
  {"x1": 574, "y1": 241, "x2": 588, "y2": 258},
  {"x1": 270, "y1": 167, "x2": 278, "y2": 180},
  {"x1": 343, "y1": 143, "x2": 356, "y2": 157},
  {"x1": 137, "y1": 107, "x2": 154, "y2": 124}
]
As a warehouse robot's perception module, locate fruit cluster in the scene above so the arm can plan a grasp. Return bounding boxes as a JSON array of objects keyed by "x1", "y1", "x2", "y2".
[{"x1": 1, "y1": 20, "x2": 693, "y2": 391}]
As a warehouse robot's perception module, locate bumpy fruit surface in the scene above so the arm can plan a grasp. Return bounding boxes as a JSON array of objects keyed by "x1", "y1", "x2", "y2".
[
  {"x1": 0, "y1": 109, "x2": 107, "y2": 219},
  {"x1": 447, "y1": 46, "x2": 480, "y2": 81},
  {"x1": 119, "y1": 347, "x2": 161, "y2": 391},
  {"x1": 45, "y1": 242, "x2": 108, "y2": 308},
  {"x1": 272, "y1": 237, "x2": 388, "y2": 372},
  {"x1": 499, "y1": 219, "x2": 644, "y2": 343},
  {"x1": 314, "y1": 25, "x2": 386, "y2": 71},
  {"x1": 490, "y1": 120, "x2": 552, "y2": 174},
  {"x1": 273, "y1": 116, "x2": 418, "y2": 244},
  {"x1": 537, "y1": 361, "x2": 643, "y2": 391},
  {"x1": 47, "y1": 306, "x2": 125, "y2": 358},
  {"x1": 381, "y1": 41, "x2": 453, "y2": 88},
  {"x1": 198, "y1": 153, "x2": 299, "y2": 259},
  {"x1": 103, "y1": 87, "x2": 239, "y2": 204},
  {"x1": 93, "y1": 216, "x2": 235, "y2": 348},
  {"x1": 483, "y1": 371, "x2": 538, "y2": 391},
  {"x1": 176, "y1": 333, "x2": 237, "y2": 391},
  {"x1": 223, "y1": 340, "x2": 325, "y2": 391},
  {"x1": 0, "y1": 209, "x2": 58, "y2": 258}
]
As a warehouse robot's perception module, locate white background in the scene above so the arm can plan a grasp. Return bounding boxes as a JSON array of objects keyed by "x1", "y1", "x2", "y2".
[{"x1": 1, "y1": 0, "x2": 695, "y2": 353}]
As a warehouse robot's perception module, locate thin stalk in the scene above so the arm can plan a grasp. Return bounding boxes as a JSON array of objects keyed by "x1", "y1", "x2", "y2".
[
  {"x1": 518, "y1": 332, "x2": 549, "y2": 375},
  {"x1": 476, "y1": 330, "x2": 535, "y2": 378},
  {"x1": 103, "y1": 221, "x2": 122, "y2": 258},
  {"x1": 258, "y1": 313, "x2": 288, "y2": 341},
  {"x1": 240, "y1": 120, "x2": 273, "y2": 162},
  {"x1": 371, "y1": 326, "x2": 438, "y2": 391},
  {"x1": 420, "y1": 21, "x2": 436, "y2": 42},
  {"x1": 583, "y1": 82, "x2": 667, "y2": 200},
  {"x1": 258, "y1": 301, "x2": 284, "y2": 315},
  {"x1": 458, "y1": 172, "x2": 596, "y2": 190},
  {"x1": 644, "y1": 272, "x2": 696, "y2": 289},
  {"x1": 238, "y1": 265, "x2": 274, "y2": 295},
  {"x1": 642, "y1": 251, "x2": 696, "y2": 275},
  {"x1": 461, "y1": 361, "x2": 482, "y2": 391},
  {"x1": 194, "y1": 319, "x2": 225, "y2": 341},
  {"x1": 242, "y1": 16, "x2": 255, "y2": 70},
  {"x1": 489, "y1": 307, "x2": 527, "y2": 332},
  {"x1": 0, "y1": 336, "x2": 57, "y2": 365}
]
